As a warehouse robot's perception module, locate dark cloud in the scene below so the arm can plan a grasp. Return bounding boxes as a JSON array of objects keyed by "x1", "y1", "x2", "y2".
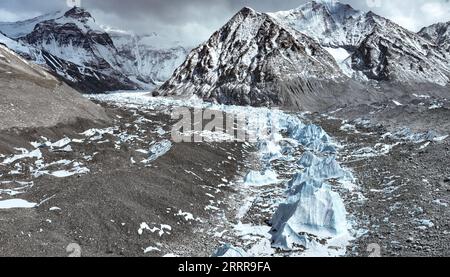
[{"x1": 1, "y1": 0, "x2": 449, "y2": 46}]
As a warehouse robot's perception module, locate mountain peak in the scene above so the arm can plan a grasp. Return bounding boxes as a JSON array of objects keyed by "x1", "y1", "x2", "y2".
[
  {"x1": 269, "y1": 0, "x2": 362, "y2": 24},
  {"x1": 236, "y1": 6, "x2": 258, "y2": 17},
  {"x1": 64, "y1": 6, "x2": 93, "y2": 21},
  {"x1": 294, "y1": 0, "x2": 359, "y2": 14}
]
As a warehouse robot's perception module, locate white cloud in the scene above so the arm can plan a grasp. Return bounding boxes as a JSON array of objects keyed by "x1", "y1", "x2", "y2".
[
  {"x1": 1, "y1": 0, "x2": 449, "y2": 44},
  {"x1": 0, "y1": 9, "x2": 31, "y2": 22},
  {"x1": 420, "y1": 1, "x2": 450, "y2": 23}
]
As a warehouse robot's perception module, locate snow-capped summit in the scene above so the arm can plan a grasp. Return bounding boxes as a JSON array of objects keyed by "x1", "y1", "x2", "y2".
[
  {"x1": 16, "y1": 7, "x2": 138, "y2": 92},
  {"x1": 155, "y1": 1, "x2": 450, "y2": 111},
  {"x1": 269, "y1": 0, "x2": 365, "y2": 47},
  {"x1": 23, "y1": 7, "x2": 117, "y2": 66},
  {"x1": 0, "y1": 7, "x2": 190, "y2": 92},
  {"x1": 63, "y1": 6, "x2": 93, "y2": 22}
]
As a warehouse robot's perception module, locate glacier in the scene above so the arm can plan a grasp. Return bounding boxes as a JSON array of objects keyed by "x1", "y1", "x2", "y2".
[
  {"x1": 88, "y1": 92, "x2": 354, "y2": 256},
  {"x1": 212, "y1": 244, "x2": 248, "y2": 257},
  {"x1": 261, "y1": 113, "x2": 352, "y2": 252},
  {"x1": 244, "y1": 170, "x2": 280, "y2": 187}
]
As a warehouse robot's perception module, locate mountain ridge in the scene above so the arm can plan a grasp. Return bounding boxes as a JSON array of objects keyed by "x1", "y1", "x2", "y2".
[
  {"x1": 269, "y1": 1, "x2": 450, "y2": 85},
  {"x1": 0, "y1": 7, "x2": 190, "y2": 93},
  {"x1": 419, "y1": 21, "x2": 450, "y2": 52},
  {"x1": 154, "y1": 1, "x2": 450, "y2": 111}
]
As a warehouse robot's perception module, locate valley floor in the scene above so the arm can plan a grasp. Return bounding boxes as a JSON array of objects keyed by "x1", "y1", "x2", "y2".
[
  {"x1": 310, "y1": 107, "x2": 450, "y2": 257},
  {"x1": 0, "y1": 92, "x2": 448, "y2": 257}
]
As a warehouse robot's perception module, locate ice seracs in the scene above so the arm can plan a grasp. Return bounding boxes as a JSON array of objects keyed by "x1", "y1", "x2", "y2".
[
  {"x1": 270, "y1": 178, "x2": 347, "y2": 249},
  {"x1": 212, "y1": 244, "x2": 248, "y2": 257},
  {"x1": 244, "y1": 170, "x2": 279, "y2": 187}
]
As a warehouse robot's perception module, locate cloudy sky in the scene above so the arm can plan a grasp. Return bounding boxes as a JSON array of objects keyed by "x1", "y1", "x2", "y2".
[{"x1": 0, "y1": 0, "x2": 449, "y2": 46}]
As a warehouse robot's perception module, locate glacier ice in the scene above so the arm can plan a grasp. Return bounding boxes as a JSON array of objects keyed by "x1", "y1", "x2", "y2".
[
  {"x1": 2, "y1": 149, "x2": 42, "y2": 165},
  {"x1": 271, "y1": 222, "x2": 317, "y2": 250},
  {"x1": 244, "y1": 170, "x2": 279, "y2": 187},
  {"x1": 299, "y1": 152, "x2": 350, "y2": 180},
  {"x1": 87, "y1": 91, "x2": 353, "y2": 256},
  {"x1": 387, "y1": 128, "x2": 449, "y2": 143},
  {"x1": 142, "y1": 140, "x2": 173, "y2": 163},
  {"x1": 271, "y1": 178, "x2": 347, "y2": 239},
  {"x1": 212, "y1": 244, "x2": 248, "y2": 257},
  {"x1": 292, "y1": 124, "x2": 337, "y2": 153},
  {"x1": 278, "y1": 116, "x2": 337, "y2": 153},
  {"x1": 268, "y1": 121, "x2": 351, "y2": 251}
]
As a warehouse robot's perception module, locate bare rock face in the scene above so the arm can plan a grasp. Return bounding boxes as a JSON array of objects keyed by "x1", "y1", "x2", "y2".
[
  {"x1": 351, "y1": 18, "x2": 450, "y2": 85},
  {"x1": 0, "y1": 44, "x2": 109, "y2": 130},
  {"x1": 419, "y1": 21, "x2": 450, "y2": 53}
]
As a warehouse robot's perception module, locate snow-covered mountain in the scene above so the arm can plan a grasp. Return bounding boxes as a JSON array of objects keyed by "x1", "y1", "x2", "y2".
[
  {"x1": 419, "y1": 21, "x2": 450, "y2": 53},
  {"x1": 0, "y1": 7, "x2": 189, "y2": 92},
  {"x1": 156, "y1": 1, "x2": 450, "y2": 110},
  {"x1": 107, "y1": 29, "x2": 190, "y2": 86},
  {"x1": 269, "y1": 0, "x2": 450, "y2": 85},
  {"x1": 16, "y1": 7, "x2": 139, "y2": 92},
  {"x1": 154, "y1": 7, "x2": 363, "y2": 108},
  {"x1": 268, "y1": 1, "x2": 367, "y2": 47}
]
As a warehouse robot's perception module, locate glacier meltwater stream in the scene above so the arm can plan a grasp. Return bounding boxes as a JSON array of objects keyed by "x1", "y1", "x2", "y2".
[{"x1": 89, "y1": 92, "x2": 357, "y2": 257}]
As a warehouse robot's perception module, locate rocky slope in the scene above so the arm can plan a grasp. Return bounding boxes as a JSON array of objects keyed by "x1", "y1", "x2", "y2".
[
  {"x1": 0, "y1": 43, "x2": 109, "y2": 130},
  {"x1": 154, "y1": 7, "x2": 372, "y2": 110},
  {"x1": 419, "y1": 21, "x2": 450, "y2": 53}
]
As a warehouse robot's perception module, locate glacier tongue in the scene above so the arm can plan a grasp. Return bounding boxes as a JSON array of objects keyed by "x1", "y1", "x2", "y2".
[
  {"x1": 88, "y1": 92, "x2": 354, "y2": 256},
  {"x1": 266, "y1": 115, "x2": 352, "y2": 252},
  {"x1": 244, "y1": 170, "x2": 279, "y2": 187}
]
